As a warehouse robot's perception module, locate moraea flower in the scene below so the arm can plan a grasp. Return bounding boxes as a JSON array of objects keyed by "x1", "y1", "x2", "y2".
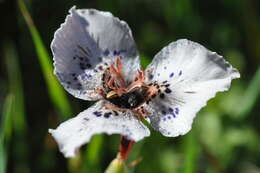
[{"x1": 49, "y1": 7, "x2": 240, "y2": 158}]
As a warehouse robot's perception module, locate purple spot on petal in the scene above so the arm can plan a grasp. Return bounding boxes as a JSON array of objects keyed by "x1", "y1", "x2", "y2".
[
  {"x1": 148, "y1": 74, "x2": 154, "y2": 80},
  {"x1": 162, "y1": 110, "x2": 166, "y2": 115},
  {"x1": 169, "y1": 107, "x2": 174, "y2": 112},
  {"x1": 113, "y1": 50, "x2": 120, "y2": 56},
  {"x1": 113, "y1": 111, "x2": 119, "y2": 116},
  {"x1": 104, "y1": 112, "x2": 112, "y2": 118},
  {"x1": 98, "y1": 66, "x2": 103, "y2": 71},
  {"x1": 164, "y1": 66, "x2": 167, "y2": 70},
  {"x1": 84, "y1": 117, "x2": 89, "y2": 121},
  {"x1": 93, "y1": 111, "x2": 102, "y2": 117},
  {"x1": 172, "y1": 113, "x2": 176, "y2": 118},
  {"x1": 81, "y1": 75, "x2": 86, "y2": 80},
  {"x1": 167, "y1": 116, "x2": 171, "y2": 119},
  {"x1": 89, "y1": 10, "x2": 95, "y2": 15},
  {"x1": 81, "y1": 74, "x2": 92, "y2": 80},
  {"x1": 160, "y1": 93, "x2": 165, "y2": 99},
  {"x1": 80, "y1": 90, "x2": 87, "y2": 95},
  {"x1": 179, "y1": 70, "x2": 182, "y2": 76},
  {"x1": 170, "y1": 72, "x2": 174, "y2": 78},
  {"x1": 175, "y1": 108, "x2": 179, "y2": 114},
  {"x1": 163, "y1": 117, "x2": 167, "y2": 121},
  {"x1": 161, "y1": 105, "x2": 166, "y2": 110},
  {"x1": 165, "y1": 88, "x2": 172, "y2": 93},
  {"x1": 86, "y1": 63, "x2": 92, "y2": 68},
  {"x1": 103, "y1": 49, "x2": 110, "y2": 56}
]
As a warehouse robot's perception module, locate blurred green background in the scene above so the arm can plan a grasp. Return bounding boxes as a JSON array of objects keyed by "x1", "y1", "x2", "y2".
[{"x1": 0, "y1": 0, "x2": 259, "y2": 173}]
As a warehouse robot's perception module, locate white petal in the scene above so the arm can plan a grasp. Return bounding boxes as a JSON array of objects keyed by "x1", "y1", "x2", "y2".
[
  {"x1": 49, "y1": 101, "x2": 150, "y2": 158},
  {"x1": 145, "y1": 39, "x2": 240, "y2": 137},
  {"x1": 51, "y1": 7, "x2": 140, "y2": 101},
  {"x1": 75, "y1": 8, "x2": 140, "y2": 82}
]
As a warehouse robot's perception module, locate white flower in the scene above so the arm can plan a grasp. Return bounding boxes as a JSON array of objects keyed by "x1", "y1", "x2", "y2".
[{"x1": 49, "y1": 6, "x2": 240, "y2": 158}]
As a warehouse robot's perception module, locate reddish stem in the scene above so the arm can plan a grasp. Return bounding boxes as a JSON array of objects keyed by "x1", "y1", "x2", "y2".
[{"x1": 118, "y1": 136, "x2": 135, "y2": 160}]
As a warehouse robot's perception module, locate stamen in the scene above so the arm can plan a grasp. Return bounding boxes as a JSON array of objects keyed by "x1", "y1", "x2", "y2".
[
  {"x1": 109, "y1": 57, "x2": 127, "y2": 88},
  {"x1": 126, "y1": 69, "x2": 145, "y2": 91}
]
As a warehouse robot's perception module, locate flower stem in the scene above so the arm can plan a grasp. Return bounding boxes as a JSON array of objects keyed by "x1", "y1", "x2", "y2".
[
  {"x1": 105, "y1": 136, "x2": 134, "y2": 173},
  {"x1": 118, "y1": 136, "x2": 135, "y2": 161}
]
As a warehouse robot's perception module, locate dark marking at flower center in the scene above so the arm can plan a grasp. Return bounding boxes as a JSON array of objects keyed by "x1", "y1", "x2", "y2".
[{"x1": 106, "y1": 88, "x2": 147, "y2": 109}]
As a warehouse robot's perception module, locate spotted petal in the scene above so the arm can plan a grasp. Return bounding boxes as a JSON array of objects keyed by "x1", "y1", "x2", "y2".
[
  {"x1": 145, "y1": 39, "x2": 240, "y2": 137},
  {"x1": 49, "y1": 101, "x2": 150, "y2": 158},
  {"x1": 51, "y1": 7, "x2": 140, "y2": 100}
]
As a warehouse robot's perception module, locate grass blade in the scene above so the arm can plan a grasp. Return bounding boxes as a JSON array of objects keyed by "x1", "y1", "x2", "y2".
[
  {"x1": 0, "y1": 94, "x2": 14, "y2": 143},
  {"x1": 0, "y1": 94, "x2": 14, "y2": 173},
  {"x1": 183, "y1": 131, "x2": 199, "y2": 173},
  {"x1": 18, "y1": 0, "x2": 72, "y2": 119},
  {"x1": 4, "y1": 40, "x2": 29, "y2": 173},
  {"x1": 0, "y1": 136, "x2": 6, "y2": 173},
  {"x1": 4, "y1": 41, "x2": 26, "y2": 133},
  {"x1": 237, "y1": 67, "x2": 260, "y2": 118},
  {"x1": 82, "y1": 135, "x2": 104, "y2": 173}
]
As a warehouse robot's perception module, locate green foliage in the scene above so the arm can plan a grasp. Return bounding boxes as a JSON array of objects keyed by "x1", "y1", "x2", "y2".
[
  {"x1": 0, "y1": 136, "x2": 6, "y2": 173},
  {"x1": 183, "y1": 131, "x2": 200, "y2": 173},
  {"x1": 82, "y1": 135, "x2": 104, "y2": 173},
  {"x1": 236, "y1": 67, "x2": 260, "y2": 118},
  {"x1": 4, "y1": 41, "x2": 26, "y2": 134},
  {"x1": 18, "y1": 0, "x2": 72, "y2": 119},
  {"x1": 0, "y1": 94, "x2": 14, "y2": 173},
  {"x1": 2, "y1": 41, "x2": 29, "y2": 173}
]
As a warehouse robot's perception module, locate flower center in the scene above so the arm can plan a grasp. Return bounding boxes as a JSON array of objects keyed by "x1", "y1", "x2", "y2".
[
  {"x1": 98, "y1": 57, "x2": 150, "y2": 109},
  {"x1": 105, "y1": 87, "x2": 148, "y2": 109}
]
